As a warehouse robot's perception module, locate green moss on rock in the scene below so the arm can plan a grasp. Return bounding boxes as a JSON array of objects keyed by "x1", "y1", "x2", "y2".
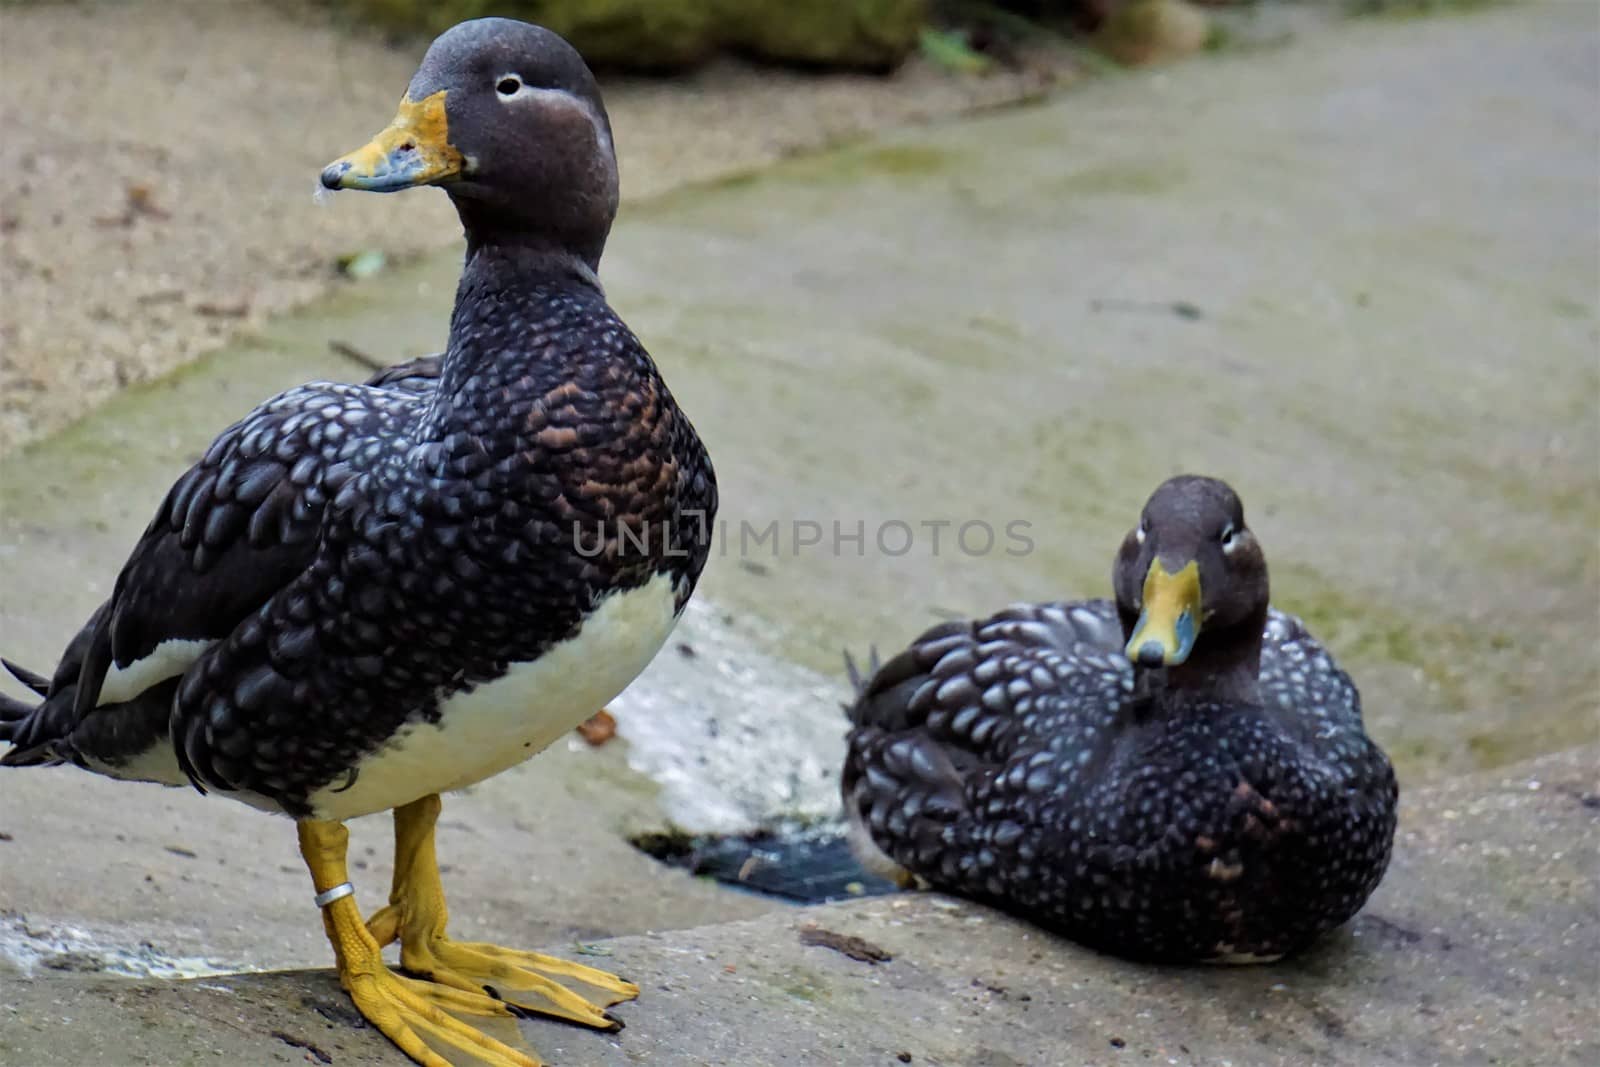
[
  {"x1": 330, "y1": 0, "x2": 926, "y2": 72},
  {"x1": 1095, "y1": 0, "x2": 1210, "y2": 67},
  {"x1": 720, "y1": 0, "x2": 925, "y2": 71}
]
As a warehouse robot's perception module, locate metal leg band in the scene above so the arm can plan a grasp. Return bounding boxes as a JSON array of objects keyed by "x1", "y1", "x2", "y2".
[{"x1": 313, "y1": 881, "x2": 355, "y2": 908}]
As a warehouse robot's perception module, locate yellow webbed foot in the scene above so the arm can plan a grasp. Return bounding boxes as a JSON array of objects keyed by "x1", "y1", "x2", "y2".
[
  {"x1": 344, "y1": 959, "x2": 545, "y2": 1067},
  {"x1": 299, "y1": 819, "x2": 546, "y2": 1067},
  {"x1": 399, "y1": 933, "x2": 638, "y2": 1027},
  {"x1": 369, "y1": 794, "x2": 639, "y2": 1030}
]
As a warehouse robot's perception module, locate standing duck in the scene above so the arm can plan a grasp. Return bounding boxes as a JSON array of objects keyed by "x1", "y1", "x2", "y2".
[
  {"x1": 0, "y1": 19, "x2": 715, "y2": 1067},
  {"x1": 843, "y1": 475, "x2": 1396, "y2": 963}
]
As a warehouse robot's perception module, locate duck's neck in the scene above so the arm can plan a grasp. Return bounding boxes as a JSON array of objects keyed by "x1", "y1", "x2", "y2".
[
  {"x1": 459, "y1": 234, "x2": 604, "y2": 296},
  {"x1": 422, "y1": 238, "x2": 607, "y2": 434},
  {"x1": 1145, "y1": 611, "x2": 1266, "y2": 711},
  {"x1": 457, "y1": 199, "x2": 609, "y2": 278}
]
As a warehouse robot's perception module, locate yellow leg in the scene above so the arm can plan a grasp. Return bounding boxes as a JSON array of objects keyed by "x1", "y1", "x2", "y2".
[
  {"x1": 364, "y1": 794, "x2": 639, "y2": 1029},
  {"x1": 297, "y1": 819, "x2": 543, "y2": 1067}
]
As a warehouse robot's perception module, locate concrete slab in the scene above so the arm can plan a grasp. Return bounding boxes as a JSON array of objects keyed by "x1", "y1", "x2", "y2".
[{"x1": 4, "y1": 747, "x2": 1595, "y2": 1066}]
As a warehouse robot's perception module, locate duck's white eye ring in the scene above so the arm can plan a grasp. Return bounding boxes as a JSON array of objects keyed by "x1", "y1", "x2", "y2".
[
  {"x1": 1220, "y1": 523, "x2": 1241, "y2": 553},
  {"x1": 1134, "y1": 520, "x2": 1147, "y2": 545},
  {"x1": 495, "y1": 74, "x2": 524, "y2": 97}
]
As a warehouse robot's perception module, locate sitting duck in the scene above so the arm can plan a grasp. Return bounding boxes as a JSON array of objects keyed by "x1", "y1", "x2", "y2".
[
  {"x1": 843, "y1": 475, "x2": 1397, "y2": 963},
  {"x1": 0, "y1": 19, "x2": 715, "y2": 1067}
]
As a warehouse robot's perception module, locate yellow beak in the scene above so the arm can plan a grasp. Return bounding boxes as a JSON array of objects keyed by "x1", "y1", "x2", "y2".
[
  {"x1": 1125, "y1": 558, "x2": 1202, "y2": 667},
  {"x1": 320, "y1": 90, "x2": 462, "y2": 193}
]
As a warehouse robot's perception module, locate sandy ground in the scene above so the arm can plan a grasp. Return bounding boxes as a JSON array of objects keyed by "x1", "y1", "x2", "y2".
[{"x1": 0, "y1": 0, "x2": 1072, "y2": 455}]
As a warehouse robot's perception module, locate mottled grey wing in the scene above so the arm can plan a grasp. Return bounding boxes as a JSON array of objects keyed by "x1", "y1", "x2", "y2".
[
  {"x1": 4, "y1": 364, "x2": 434, "y2": 769},
  {"x1": 844, "y1": 601, "x2": 1131, "y2": 876},
  {"x1": 1258, "y1": 608, "x2": 1366, "y2": 734},
  {"x1": 78, "y1": 370, "x2": 434, "y2": 715}
]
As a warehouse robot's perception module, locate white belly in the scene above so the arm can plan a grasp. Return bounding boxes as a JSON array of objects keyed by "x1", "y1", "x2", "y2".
[{"x1": 305, "y1": 573, "x2": 681, "y2": 821}]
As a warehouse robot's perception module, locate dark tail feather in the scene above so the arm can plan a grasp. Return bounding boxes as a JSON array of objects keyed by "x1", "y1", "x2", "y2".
[
  {"x1": 2, "y1": 659, "x2": 50, "y2": 697},
  {"x1": 0, "y1": 691, "x2": 33, "y2": 728},
  {"x1": 1, "y1": 662, "x2": 71, "y2": 766},
  {"x1": 842, "y1": 647, "x2": 883, "y2": 697},
  {"x1": 3, "y1": 605, "x2": 114, "y2": 766},
  {"x1": 1, "y1": 658, "x2": 39, "y2": 754},
  {"x1": 841, "y1": 647, "x2": 885, "y2": 727},
  {"x1": 0, "y1": 691, "x2": 57, "y2": 766}
]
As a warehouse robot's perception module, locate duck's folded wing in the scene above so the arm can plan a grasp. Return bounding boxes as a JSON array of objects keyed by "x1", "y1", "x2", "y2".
[
  {"x1": 850, "y1": 601, "x2": 1126, "y2": 744},
  {"x1": 97, "y1": 361, "x2": 440, "y2": 699},
  {"x1": 4, "y1": 363, "x2": 435, "y2": 770},
  {"x1": 1258, "y1": 608, "x2": 1364, "y2": 733},
  {"x1": 844, "y1": 604, "x2": 1130, "y2": 823},
  {"x1": 6, "y1": 384, "x2": 369, "y2": 767}
]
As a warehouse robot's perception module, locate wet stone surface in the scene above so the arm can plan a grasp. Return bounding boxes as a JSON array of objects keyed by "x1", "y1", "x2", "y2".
[{"x1": 4, "y1": 748, "x2": 1596, "y2": 1066}]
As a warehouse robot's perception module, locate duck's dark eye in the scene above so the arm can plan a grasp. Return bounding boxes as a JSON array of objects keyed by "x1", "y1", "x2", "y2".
[
  {"x1": 1219, "y1": 523, "x2": 1239, "y2": 552},
  {"x1": 496, "y1": 75, "x2": 523, "y2": 96}
]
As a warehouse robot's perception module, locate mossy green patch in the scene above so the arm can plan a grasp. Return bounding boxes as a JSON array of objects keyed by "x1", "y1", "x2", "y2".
[
  {"x1": 1276, "y1": 563, "x2": 1484, "y2": 713},
  {"x1": 1052, "y1": 162, "x2": 1186, "y2": 197},
  {"x1": 860, "y1": 145, "x2": 963, "y2": 178},
  {"x1": 779, "y1": 967, "x2": 830, "y2": 1003},
  {"x1": 1346, "y1": 0, "x2": 1510, "y2": 18},
  {"x1": 779, "y1": 143, "x2": 968, "y2": 186},
  {"x1": 1274, "y1": 559, "x2": 1598, "y2": 776},
  {"x1": 327, "y1": 0, "x2": 925, "y2": 71},
  {"x1": 1549, "y1": 296, "x2": 1593, "y2": 319}
]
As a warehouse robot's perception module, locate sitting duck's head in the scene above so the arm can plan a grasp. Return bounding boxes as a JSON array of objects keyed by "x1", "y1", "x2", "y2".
[
  {"x1": 1113, "y1": 475, "x2": 1270, "y2": 692},
  {"x1": 321, "y1": 18, "x2": 618, "y2": 269}
]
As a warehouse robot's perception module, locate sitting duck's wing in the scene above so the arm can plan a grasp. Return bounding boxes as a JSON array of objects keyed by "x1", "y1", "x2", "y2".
[
  {"x1": 1258, "y1": 609, "x2": 1365, "y2": 734},
  {"x1": 843, "y1": 601, "x2": 1132, "y2": 879}
]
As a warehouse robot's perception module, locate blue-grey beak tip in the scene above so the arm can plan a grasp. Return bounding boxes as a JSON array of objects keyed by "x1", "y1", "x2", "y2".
[
  {"x1": 1133, "y1": 641, "x2": 1166, "y2": 669},
  {"x1": 320, "y1": 162, "x2": 349, "y2": 191}
]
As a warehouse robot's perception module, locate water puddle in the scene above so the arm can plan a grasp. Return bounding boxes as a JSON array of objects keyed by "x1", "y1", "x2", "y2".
[
  {"x1": 609, "y1": 598, "x2": 853, "y2": 835},
  {"x1": 607, "y1": 599, "x2": 899, "y2": 904},
  {"x1": 629, "y1": 818, "x2": 898, "y2": 904}
]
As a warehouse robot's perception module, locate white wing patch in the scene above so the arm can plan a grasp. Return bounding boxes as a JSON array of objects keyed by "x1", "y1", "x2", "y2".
[{"x1": 97, "y1": 638, "x2": 212, "y2": 706}]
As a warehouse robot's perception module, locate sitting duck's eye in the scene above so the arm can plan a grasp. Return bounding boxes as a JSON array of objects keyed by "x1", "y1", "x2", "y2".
[
  {"x1": 496, "y1": 75, "x2": 523, "y2": 96},
  {"x1": 1220, "y1": 523, "x2": 1241, "y2": 553},
  {"x1": 1135, "y1": 518, "x2": 1148, "y2": 545}
]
